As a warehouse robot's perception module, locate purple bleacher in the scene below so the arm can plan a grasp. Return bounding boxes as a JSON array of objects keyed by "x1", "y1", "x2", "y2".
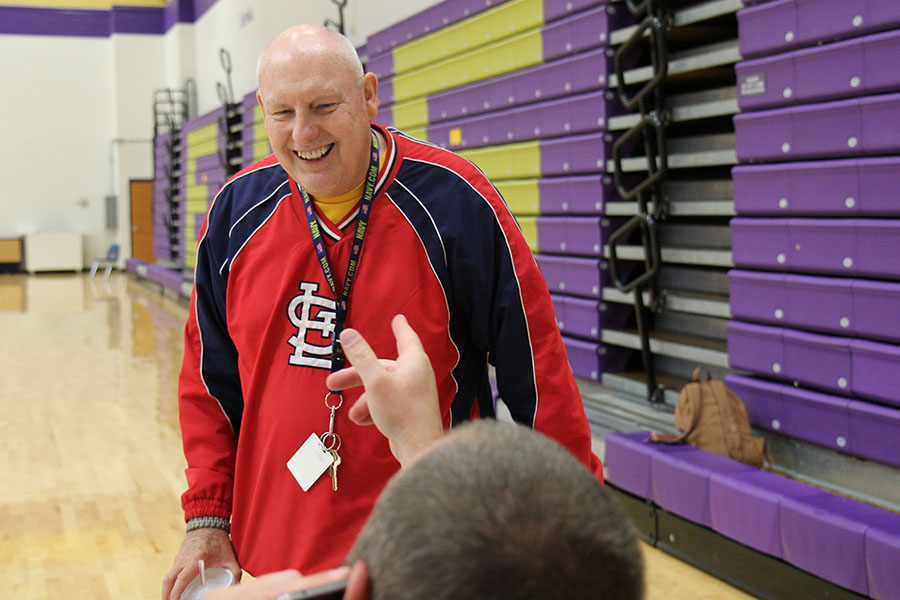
[
  {"x1": 784, "y1": 274, "x2": 854, "y2": 336},
  {"x1": 854, "y1": 279, "x2": 900, "y2": 343},
  {"x1": 728, "y1": 372, "x2": 900, "y2": 468},
  {"x1": 727, "y1": 320, "x2": 784, "y2": 377},
  {"x1": 738, "y1": 0, "x2": 900, "y2": 60},
  {"x1": 726, "y1": 373, "x2": 786, "y2": 435},
  {"x1": 536, "y1": 216, "x2": 619, "y2": 257},
  {"x1": 365, "y1": 0, "x2": 496, "y2": 59},
  {"x1": 729, "y1": 321, "x2": 900, "y2": 406},
  {"x1": 851, "y1": 339, "x2": 900, "y2": 407},
  {"x1": 535, "y1": 255, "x2": 612, "y2": 298},
  {"x1": 732, "y1": 157, "x2": 900, "y2": 216},
  {"x1": 125, "y1": 257, "x2": 141, "y2": 274},
  {"x1": 607, "y1": 425, "x2": 900, "y2": 596},
  {"x1": 780, "y1": 492, "x2": 900, "y2": 596},
  {"x1": 541, "y1": 5, "x2": 621, "y2": 63},
  {"x1": 550, "y1": 294, "x2": 630, "y2": 341},
  {"x1": 651, "y1": 445, "x2": 756, "y2": 528},
  {"x1": 781, "y1": 385, "x2": 851, "y2": 452},
  {"x1": 367, "y1": 51, "x2": 393, "y2": 80},
  {"x1": 604, "y1": 431, "x2": 657, "y2": 498},
  {"x1": 182, "y1": 106, "x2": 225, "y2": 132},
  {"x1": 734, "y1": 92, "x2": 900, "y2": 162},
  {"x1": 709, "y1": 469, "x2": 824, "y2": 558},
  {"x1": 538, "y1": 174, "x2": 615, "y2": 215},
  {"x1": 728, "y1": 269, "x2": 786, "y2": 325},
  {"x1": 737, "y1": 28, "x2": 900, "y2": 111},
  {"x1": 848, "y1": 399, "x2": 900, "y2": 469},
  {"x1": 730, "y1": 218, "x2": 900, "y2": 280},
  {"x1": 562, "y1": 335, "x2": 628, "y2": 382},
  {"x1": 427, "y1": 89, "x2": 615, "y2": 149},
  {"x1": 427, "y1": 49, "x2": 612, "y2": 124},
  {"x1": 539, "y1": 131, "x2": 614, "y2": 175},
  {"x1": 782, "y1": 329, "x2": 851, "y2": 396},
  {"x1": 866, "y1": 525, "x2": 900, "y2": 600}
]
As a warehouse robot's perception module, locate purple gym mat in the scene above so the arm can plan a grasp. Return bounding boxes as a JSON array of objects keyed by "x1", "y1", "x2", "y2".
[
  {"x1": 709, "y1": 469, "x2": 824, "y2": 558},
  {"x1": 651, "y1": 446, "x2": 755, "y2": 527},
  {"x1": 780, "y1": 492, "x2": 900, "y2": 596}
]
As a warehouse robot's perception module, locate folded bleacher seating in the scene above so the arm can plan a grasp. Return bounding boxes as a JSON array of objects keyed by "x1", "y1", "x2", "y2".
[
  {"x1": 737, "y1": 0, "x2": 900, "y2": 60},
  {"x1": 726, "y1": 373, "x2": 900, "y2": 469},
  {"x1": 239, "y1": 91, "x2": 270, "y2": 167},
  {"x1": 727, "y1": 320, "x2": 900, "y2": 406},
  {"x1": 732, "y1": 156, "x2": 900, "y2": 216},
  {"x1": 181, "y1": 108, "x2": 229, "y2": 269},
  {"x1": 731, "y1": 218, "x2": 900, "y2": 280},
  {"x1": 729, "y1": 270, "x2": 900, "y2": 343},
  {"x1": 605, "y1": 431, "x2": 900, "y2": 599},
  {"x1": 734, "y1": 91, "x2": 900, "y2": 162},
  {"x1": 736, "y1": 28, "x2": 900, "y2": 112}
]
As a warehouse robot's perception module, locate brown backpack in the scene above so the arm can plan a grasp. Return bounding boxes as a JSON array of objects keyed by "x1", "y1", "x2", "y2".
[{"x1": 649, "y1": 368, "x2": 772, "y2": 469}]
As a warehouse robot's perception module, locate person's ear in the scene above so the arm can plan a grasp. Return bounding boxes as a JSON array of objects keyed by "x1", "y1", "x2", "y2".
[
  {"x1": 362, "y1": 72, "x2": 379, "y2": 122},
  {"x1": 343, "y1": 560, "x2": 370, "y2": 600}
]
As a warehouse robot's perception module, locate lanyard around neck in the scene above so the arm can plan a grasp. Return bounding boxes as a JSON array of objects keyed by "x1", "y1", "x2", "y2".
[{"x1": 296, "y1": 130, "x2": 380, "y2": 373}]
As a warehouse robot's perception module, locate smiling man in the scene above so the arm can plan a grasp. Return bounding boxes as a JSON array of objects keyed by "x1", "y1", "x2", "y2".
[{"x1": 163, "y1": 24, "x2": 602, "y2": 600}]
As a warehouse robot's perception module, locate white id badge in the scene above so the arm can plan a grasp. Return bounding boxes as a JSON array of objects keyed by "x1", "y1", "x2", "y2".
[{"x1": 287, "y1": 433, "x2": 334, "y2": 492}]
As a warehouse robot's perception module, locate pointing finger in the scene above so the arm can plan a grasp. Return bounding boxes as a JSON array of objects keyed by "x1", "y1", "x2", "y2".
[{"x1": 339, "y1": 328, "x2": 383, "y2": 380}]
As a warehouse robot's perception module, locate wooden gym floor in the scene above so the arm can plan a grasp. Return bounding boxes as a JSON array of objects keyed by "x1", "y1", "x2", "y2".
[{"x1": 0, "y1": 272, "x2": 753, "y2": 599}]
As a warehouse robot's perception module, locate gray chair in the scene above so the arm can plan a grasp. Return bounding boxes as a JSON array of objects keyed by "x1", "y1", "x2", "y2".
[{"x1": 89, "y1": 243, "x2": 119, "y2": 279}]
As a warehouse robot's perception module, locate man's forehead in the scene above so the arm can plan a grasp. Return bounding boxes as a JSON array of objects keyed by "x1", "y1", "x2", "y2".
[{"x1": 261, "y1": 82, "x2": 347, "y2": 106}]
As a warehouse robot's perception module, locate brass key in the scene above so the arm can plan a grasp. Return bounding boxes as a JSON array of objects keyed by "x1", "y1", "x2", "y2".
[{"x1": 329, "y1": 450, "x2": 341, "y2": 492}]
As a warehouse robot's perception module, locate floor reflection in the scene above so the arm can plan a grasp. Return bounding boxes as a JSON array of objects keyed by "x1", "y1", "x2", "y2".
[{"x1": 0, "y1": 272, "x2": 192, "y2": 598}]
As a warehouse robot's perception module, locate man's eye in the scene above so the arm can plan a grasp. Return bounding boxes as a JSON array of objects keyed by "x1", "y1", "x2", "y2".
[{"x1": 315, "y1": 103, "x2": 336, "y2": 111}]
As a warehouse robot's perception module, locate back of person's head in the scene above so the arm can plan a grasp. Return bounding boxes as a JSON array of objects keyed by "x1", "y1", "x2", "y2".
[{"x1": 347, "y1": 420, "x2": 645, "y2": 600}]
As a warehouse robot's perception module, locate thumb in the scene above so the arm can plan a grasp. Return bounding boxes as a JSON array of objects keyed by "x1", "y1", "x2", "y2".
[{"x1": 339, "y1": 328, "x2": 382, "y2": 380}]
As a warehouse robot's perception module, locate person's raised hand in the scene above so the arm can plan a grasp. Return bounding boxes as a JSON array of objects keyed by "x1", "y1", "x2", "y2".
[
  {"x1": 325, "y1": 314, "x2": 443, "y2": 466},
  {"x1": 162, "y1": 528, "x2": 241, "y2": 600}
]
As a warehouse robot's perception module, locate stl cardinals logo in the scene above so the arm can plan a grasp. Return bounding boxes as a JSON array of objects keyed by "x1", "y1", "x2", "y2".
[{"x1": 286, "y1": 281, "x2": 336, "y2": 369}]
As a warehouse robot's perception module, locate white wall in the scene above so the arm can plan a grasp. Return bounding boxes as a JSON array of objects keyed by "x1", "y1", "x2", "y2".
[
  {"x1": 0, "y1": 35, "x2": 114, "y2": 266},
  {"x1": 0, "y1": 0, "x2": 443, "y2": 268}
]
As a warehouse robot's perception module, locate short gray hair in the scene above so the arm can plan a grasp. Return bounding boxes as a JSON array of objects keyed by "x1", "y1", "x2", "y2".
[{"x1": 347, "y1": 420, "x2": 645, "y2": 600}]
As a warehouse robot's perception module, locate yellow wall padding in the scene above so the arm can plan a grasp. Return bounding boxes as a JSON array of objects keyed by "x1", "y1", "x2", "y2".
[
  {"x1": 493, "y1": 178, "x2": 541, "y2": 216},
  {"x1": 459, "y1": 140, "x2": 541, "y2": 181},
  {"x1": 390, "y1": 97, "x2": 429, "y2": 130},
  {"x1": 514, "y1": 215, "x2": 539, "y2": 253},
  {"x1": 393, "y1": 27, "x2": 544, "y2": 103},
  {"x1": 392, "y1": 0, "x2": 544, "y2": 76}
]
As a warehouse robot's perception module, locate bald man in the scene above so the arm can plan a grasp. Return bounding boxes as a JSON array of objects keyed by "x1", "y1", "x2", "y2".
[{"x1": 165, "y1": 24, "x2": 601, "y2": 599}]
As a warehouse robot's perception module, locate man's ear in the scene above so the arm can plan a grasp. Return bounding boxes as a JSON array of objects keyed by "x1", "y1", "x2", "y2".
[
  {"x1": 343, "y1": 560, "x2": 370, "y2": 600},
  {"x1": 363, "y1": 72, "x2": 379, "y2": 122}
]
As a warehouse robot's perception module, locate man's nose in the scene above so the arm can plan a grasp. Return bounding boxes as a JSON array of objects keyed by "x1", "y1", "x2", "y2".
[{"x1": 291, "y1": 114, "x2": 318, "y2": 144}]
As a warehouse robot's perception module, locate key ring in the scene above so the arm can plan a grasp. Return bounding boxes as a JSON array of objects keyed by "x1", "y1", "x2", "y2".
[
  {"x1": 320, "y1": 431, "x2": 342, "y2": 451},
  {"x1": 324, "y1": 391, "x2": 343, "y2": 411}
]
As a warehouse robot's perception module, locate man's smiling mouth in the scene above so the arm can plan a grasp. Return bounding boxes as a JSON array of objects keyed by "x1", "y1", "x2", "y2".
[{"x1": 296, "y1": 144, "x2": 334, "y2": 161}]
